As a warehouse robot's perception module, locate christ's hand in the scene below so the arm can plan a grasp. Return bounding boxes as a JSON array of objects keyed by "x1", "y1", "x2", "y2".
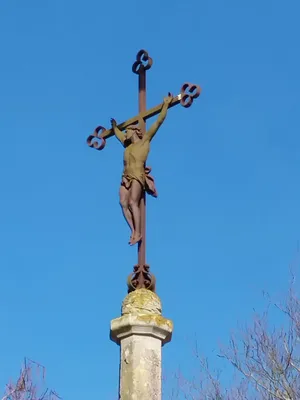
[
  {"x1": 163, "y1": 92, "x2": 173, "y2": 106},
  {"x1": 110, "y1": 118, "x2": 117, "y2": 128}
]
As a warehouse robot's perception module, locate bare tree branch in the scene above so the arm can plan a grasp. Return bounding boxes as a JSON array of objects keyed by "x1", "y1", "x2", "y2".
[
  {"x1": 169, "y1": 275, "x2": 300, "y2": 399},
  {"x1": 2, "y1": 358, "x2": 61, "y2": 400}
]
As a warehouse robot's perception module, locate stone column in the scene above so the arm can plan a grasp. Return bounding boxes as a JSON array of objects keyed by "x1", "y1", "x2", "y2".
[{"x1": 110, "y1": 289, "x2": 173, "y2": 400}]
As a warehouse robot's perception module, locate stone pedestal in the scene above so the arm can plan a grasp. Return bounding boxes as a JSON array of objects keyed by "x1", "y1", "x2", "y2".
[{"x1": 110, "y1": 289, "x2": 173, "y2": 400}]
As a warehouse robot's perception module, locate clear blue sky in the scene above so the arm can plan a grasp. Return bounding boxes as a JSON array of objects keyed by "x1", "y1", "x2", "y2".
[{"x1": 0, "y1": 0, "x2": 300, "y2": 398}]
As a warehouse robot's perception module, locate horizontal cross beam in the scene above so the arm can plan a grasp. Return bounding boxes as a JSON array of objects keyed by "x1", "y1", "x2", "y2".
[{"x1": 87, "y1": 82, "x2": 200, "y2": 151}]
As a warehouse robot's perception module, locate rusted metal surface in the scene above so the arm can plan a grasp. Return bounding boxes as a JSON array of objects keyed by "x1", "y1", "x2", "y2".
[
  {"x1": 87, "y1": 49, "x2": 201, "y2": 292},
  {"x1": 137, "y1": 53, "x2": 147, "y2": 266},
  {"x1": 134, "y1": 50, "x2": 151, "y2": 290},
  {"x1": 127, "y1": 264, "x2": 156, "y2": 293},
  {"x1": 86, "y1": 82, "x2": 201, "y2": 151},
  {"x1": 86, "y1": 126, "x2": 106, "y2": 150},
  {"x1": 132, "y1": 49, "x2": 153, "y2": 74},
  {"x1": 180, "y1": 83, "x2": 201, "y2": 108}
]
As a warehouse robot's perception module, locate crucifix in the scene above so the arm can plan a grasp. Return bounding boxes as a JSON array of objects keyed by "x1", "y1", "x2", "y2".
[{"x1": 87, "y1": 49, "x2": 201, "y2": 292}]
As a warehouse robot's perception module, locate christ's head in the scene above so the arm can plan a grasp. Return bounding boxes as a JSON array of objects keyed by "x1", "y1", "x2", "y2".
[{"x1": 125, "y1": 125, "x2": 143, "y2": 142}]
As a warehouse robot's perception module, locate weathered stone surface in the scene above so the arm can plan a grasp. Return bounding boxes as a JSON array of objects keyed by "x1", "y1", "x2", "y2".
[
  {"x1": 119, "y1": 335, "x2": 162, "y2": 400},
  {"x1": 122, "y1": 288, "x2": 162, "y2": 315},
  {"x1": 110, "y1": 289, "x2": 173, "y2": 400},
  {"x1": 111, "y1": 313, "x2": 173, "y2": 344}
]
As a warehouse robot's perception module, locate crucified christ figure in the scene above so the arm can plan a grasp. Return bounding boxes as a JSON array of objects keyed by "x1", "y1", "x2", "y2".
[{"x1": 110, "y1": 93, "x2": 173, "y2": 246}]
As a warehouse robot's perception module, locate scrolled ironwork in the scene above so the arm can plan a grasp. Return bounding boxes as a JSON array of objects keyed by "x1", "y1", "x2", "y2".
[
  {"x1": 86, "y1": 126, "x2": 107, "y2": 150},
  {"x1": 132, "y1": 49, "x2": 153, "y2": 75},
  {"x1": 180, "y1": 83, "x2": 201, "y2": 108},
  {"x1": 127, "y1": 264, "x2": 156, "y2": 293}
]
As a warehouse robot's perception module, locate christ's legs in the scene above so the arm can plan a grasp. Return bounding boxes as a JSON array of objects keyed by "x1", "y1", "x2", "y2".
[
  {"x1": 128, "y1": 180, "x2": 143, "y2": 246},
  {"x1": 119, "y1": 185, "x2": 134, "y2": 242}
]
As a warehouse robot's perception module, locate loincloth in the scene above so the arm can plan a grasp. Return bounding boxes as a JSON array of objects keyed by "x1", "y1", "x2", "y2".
[{"x1": 121, "y1": 166, "x2": 158, "y2": 198}]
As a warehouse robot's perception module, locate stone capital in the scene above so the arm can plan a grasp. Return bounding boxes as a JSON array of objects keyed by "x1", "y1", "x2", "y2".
[{"x1": 110, "y1": 313, "x2": 173, "y2": 346}]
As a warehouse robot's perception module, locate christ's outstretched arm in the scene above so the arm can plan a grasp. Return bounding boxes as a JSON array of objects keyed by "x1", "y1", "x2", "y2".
[
  {"x1": 111, "y1": 118, "x2": 125, "y2": 145},
  {"x1": 144, "y1": 94, "x2": 173, "y2": 142}
]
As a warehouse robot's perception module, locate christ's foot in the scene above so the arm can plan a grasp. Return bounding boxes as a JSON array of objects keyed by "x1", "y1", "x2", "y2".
[
  {"x1": 129, "y1": 233, "x2": 134, "y2": 245},
  {"x1": 130, "y1": 233, "x2": 142, "y2": 246}
]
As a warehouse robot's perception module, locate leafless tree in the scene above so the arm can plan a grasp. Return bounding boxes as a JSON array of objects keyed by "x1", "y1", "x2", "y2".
[
  {"x1": 2, "y1": 358, "x2": 60, "y2": 400},
  {"x1": 168, "y1": 277, "x2": 300, "y2": 400},
  {"x1": 220, "y1": 279, "x2": 300, "y2": 400}
]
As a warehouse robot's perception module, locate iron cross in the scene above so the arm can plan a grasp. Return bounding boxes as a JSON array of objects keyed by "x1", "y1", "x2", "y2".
[{"x1": 87, "y1": 49, "x2": 201, "y2": 292}]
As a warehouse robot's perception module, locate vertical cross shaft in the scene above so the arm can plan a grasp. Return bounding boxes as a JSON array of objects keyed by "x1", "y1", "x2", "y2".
[
  {"x1": 138, "y1": 68, "x2": 146, "y2": 267},
  {"x1": 128, "y1": 49, "x2": 155, "y2": 292}
]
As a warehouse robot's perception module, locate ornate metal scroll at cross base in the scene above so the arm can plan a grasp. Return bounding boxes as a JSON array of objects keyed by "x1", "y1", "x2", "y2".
[{"x1": 127, "y1": 264, "x2": 156, "y2": 293}]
